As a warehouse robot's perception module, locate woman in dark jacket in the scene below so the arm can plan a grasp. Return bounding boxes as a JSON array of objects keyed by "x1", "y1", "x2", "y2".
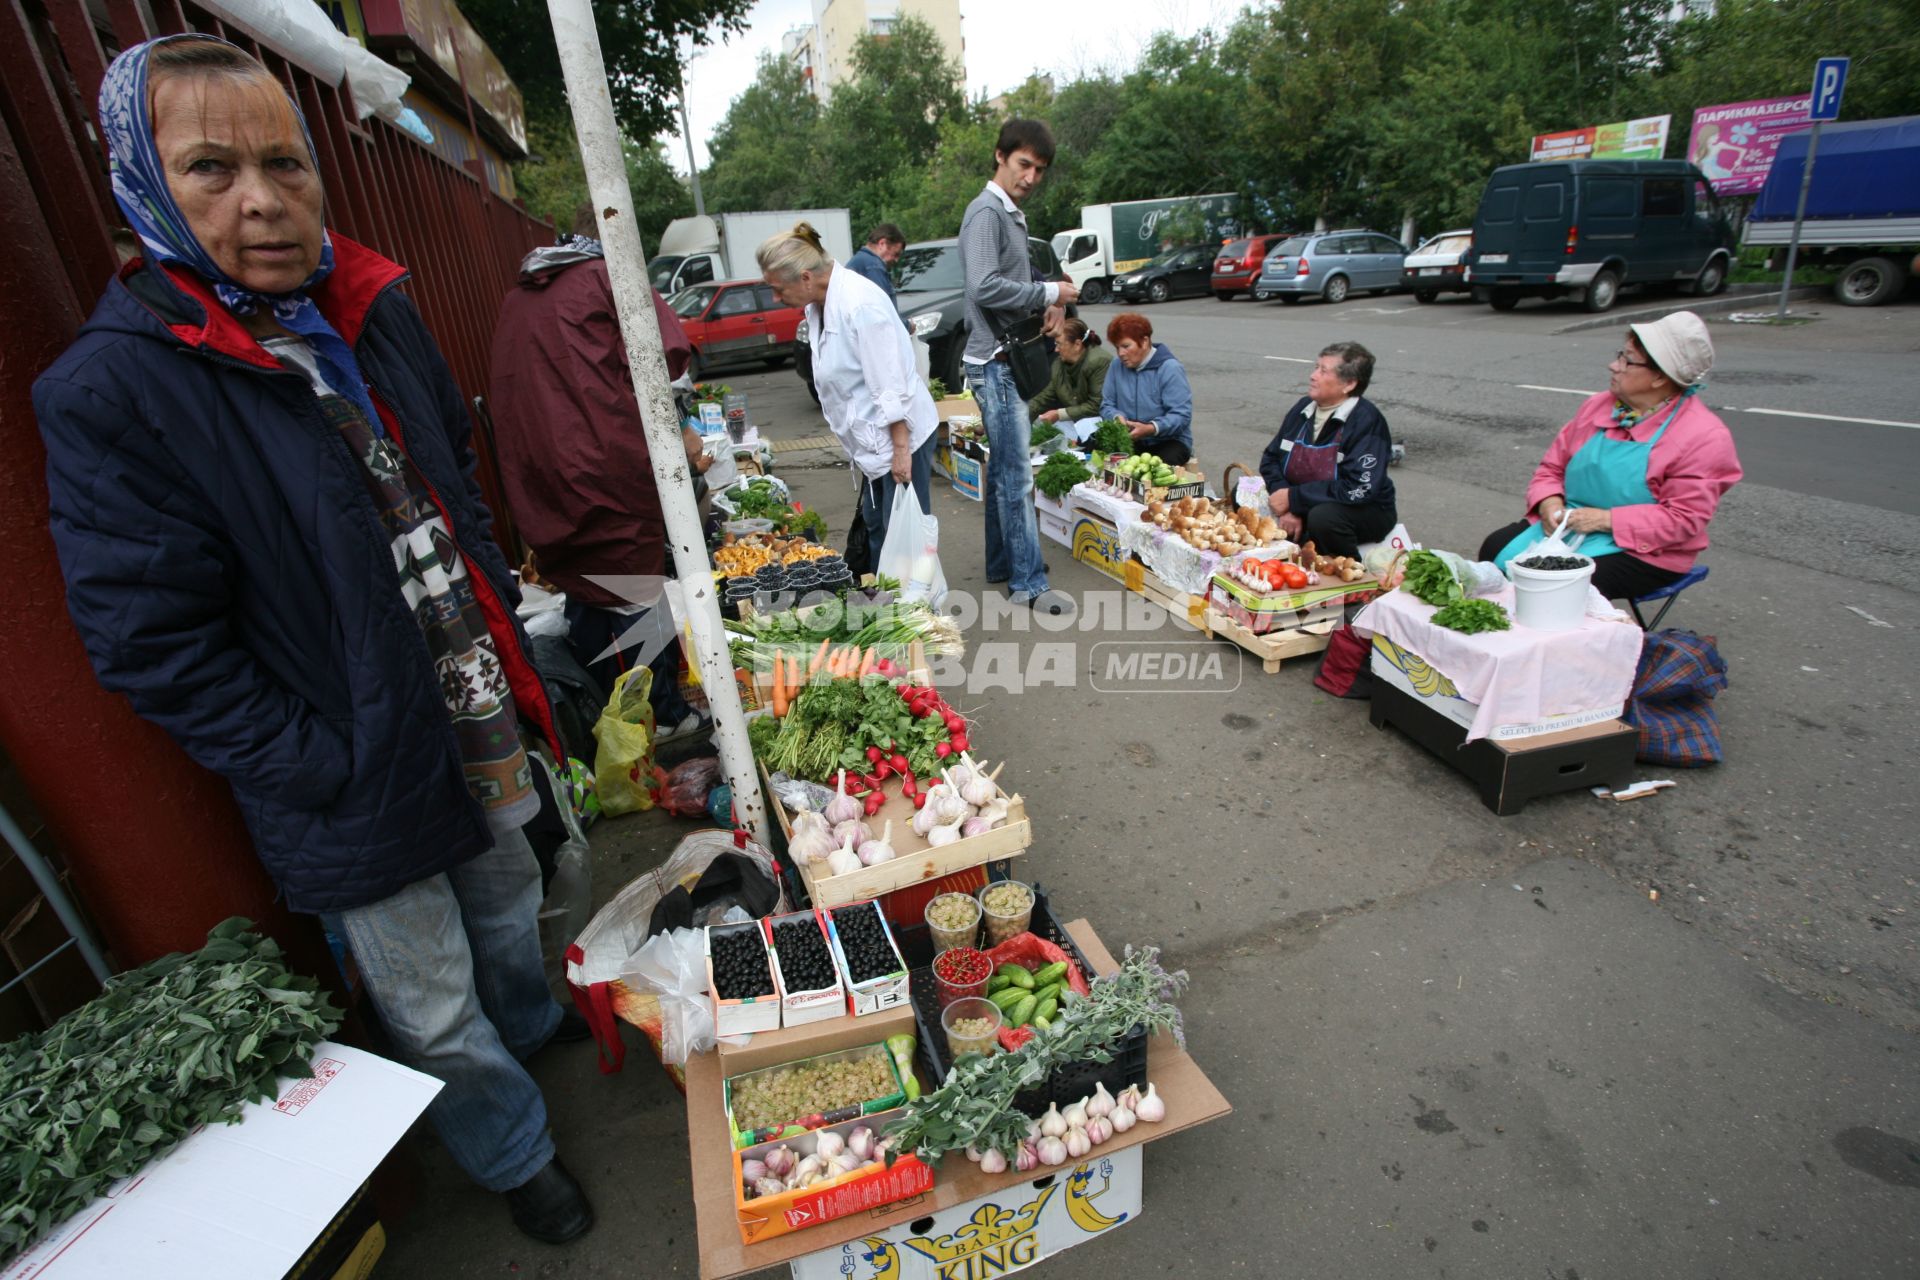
[
  {"x1": 33, "y1": 35, "x2": 591, "y2": 1244},
  {"x1": 1258, "y1": 341, "x2": 1398, "y2": 558},
  {"x1": 1028, "y1": 317, "x2": 1114, "y2": 428}
]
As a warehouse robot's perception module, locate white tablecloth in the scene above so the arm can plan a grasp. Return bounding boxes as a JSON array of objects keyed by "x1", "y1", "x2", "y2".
[
  {"x1": 1352, "y1": 585, "x2": 1642, "y2": 742},
  {"x1": 1066, "y1": 483, "x2": 1145, "y2": 528},
  {"x1": 1119, "y1": 521, "x2": 1221, "y2": 595}
]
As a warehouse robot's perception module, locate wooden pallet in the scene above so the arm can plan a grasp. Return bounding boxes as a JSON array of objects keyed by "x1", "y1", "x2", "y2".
[
  {"x1": 1134, "y1": 568, "x2": 1208, "y2": 633},
  {"x1": 1198, "y1": 604, "x2": 1338, "y2": 674}
]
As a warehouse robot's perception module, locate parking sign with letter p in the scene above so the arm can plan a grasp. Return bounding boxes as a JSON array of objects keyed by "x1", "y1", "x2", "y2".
[{"x1": 1811, "y1": 56, "x2": 1849, "y2": 120}]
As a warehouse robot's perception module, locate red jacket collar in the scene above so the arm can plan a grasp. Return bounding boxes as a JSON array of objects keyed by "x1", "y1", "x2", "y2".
[{"x1": 130, "y1": 232, "x2": 410, "y2": 366}]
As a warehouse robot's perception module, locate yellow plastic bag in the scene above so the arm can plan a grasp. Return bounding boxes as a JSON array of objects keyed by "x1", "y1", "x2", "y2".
[{"x1": 592, "y1": 667, "x2": 657, "y2": 816}]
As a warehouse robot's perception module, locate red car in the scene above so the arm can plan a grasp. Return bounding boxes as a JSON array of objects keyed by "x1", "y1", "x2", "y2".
[
  {"x1": 669, "y1": 279, "x2": 803, "y2": 379},
  {"x1": 1211, "y1": 234, "x2": 1290, "y2": 300}
]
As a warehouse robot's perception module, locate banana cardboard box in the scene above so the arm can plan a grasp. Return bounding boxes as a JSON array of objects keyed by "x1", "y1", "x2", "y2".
[{"x1": 792, "y1": 1145, "x2": 1143, "y2": 1280}]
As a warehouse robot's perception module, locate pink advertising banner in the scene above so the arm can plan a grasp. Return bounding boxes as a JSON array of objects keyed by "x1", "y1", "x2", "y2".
[{"x1": 1687, "y1": 95, "x2": 1813, "y2": 194}]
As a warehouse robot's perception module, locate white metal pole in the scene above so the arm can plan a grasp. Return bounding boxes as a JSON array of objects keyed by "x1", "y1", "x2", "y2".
[
  {"x1": 1774, "y1": 121, "x2": 1822, "y2": 321},
  {"x1": 679, "y1": 89, "x2": 707, "y2": 218},
  {"x1": 543, "y1": 0, "x2": 770, "y2": 846}
]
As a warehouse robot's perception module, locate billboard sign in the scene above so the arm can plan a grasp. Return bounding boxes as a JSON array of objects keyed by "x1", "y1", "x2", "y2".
[
  {"x1": 1531, "y1": 115, "x2": 1672, "y2": 162},
  {"x1": 1687, "y1": 95, "x2": 1814, "y2": 194}
]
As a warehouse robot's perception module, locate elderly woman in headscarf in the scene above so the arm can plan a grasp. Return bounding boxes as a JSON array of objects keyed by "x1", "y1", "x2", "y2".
[
  {"x1": 33, "y1": 35, "x2": 593, "y2": 1245},
  {"x1": 1478, "y1": 311, "x2": 1742, "y2": 601}
]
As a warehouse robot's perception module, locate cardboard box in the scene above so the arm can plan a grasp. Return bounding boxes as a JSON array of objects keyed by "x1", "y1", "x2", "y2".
[
  {"x1": 1037, "y1": 506, "x2": 1073, "y2": 548},
  {"x1": 723, "y1": 1040, "x2": 908, "y2": 1149},
  {"x1": 791, "y1": 1143, "x2": 1144, "y2": 1280},
  {"x1": 684, "y1": 918, "x2": 1234, "y2": 1280},
  {"x1": 6, "y1": 1043, "x2": 438, "y2": 1280},
  {"x1": 733, "y1": 1108, "x2": 935, "y2": 1246},
  {"x1": 931, "y1": 395, "x2": 978, "y2": 423},
  {"x1": 950, "y1": 450, "x2": 984, "y2": 502},
  {"x1": 823, "y1": 900, "x2": 911, "y2": 1016},
  {"x1": 1370, "y1": 677, "x2": 1637, "y2": 816},
  {"x1": 717, "y1": 998, "x2": 918, "y2": 1076},
  {"x1": 1068, "y1": 513, "x2": 1144, "y2": 590},
  {"x1": 1106, "y1": 461, "x2": 1204, "y2": 504},
  {"x1": 1369, "y1": 635, "x2": 1624, "y2": 740},
  {"x1": 767, "y1": 909, "x2": 847, "y2": 1028},
  {"x1": 707, "y1": 921, "x2": 783, "y2": 1036}
]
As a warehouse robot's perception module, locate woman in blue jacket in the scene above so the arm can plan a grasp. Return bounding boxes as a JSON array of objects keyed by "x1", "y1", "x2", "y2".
[
  {"x1": 33, "y1": 36, "x2": 591, "y2": 1244},
  {"x1": 1257, "y1": 341, "x2": 1398, "y2": 558},
  {"x1": 1100, "y1": 312, "x2": 1195, "y2": 464}
]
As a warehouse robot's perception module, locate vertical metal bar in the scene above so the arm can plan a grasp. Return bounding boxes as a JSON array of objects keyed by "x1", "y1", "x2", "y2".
[
  {"x1": 103, "y1": 0, "x2": 153, "y2": 46},
  {"x1": 1773, "y1": 122, "x2": 1822, "y2": 321},
  {"x1": 42, "y1": 0, "x2": 109, "y2": 106},
  {"x1": 0, "y1": 802, "x2": 111, "y2": 983}
]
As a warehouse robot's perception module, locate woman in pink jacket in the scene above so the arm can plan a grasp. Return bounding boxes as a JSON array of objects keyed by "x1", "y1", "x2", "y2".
[{"x1": 1479, "y1": 311, "x2": 1742, "y2": 602}]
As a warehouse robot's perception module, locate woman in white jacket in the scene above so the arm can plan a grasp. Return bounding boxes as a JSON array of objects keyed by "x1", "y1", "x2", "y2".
[{"x1": 759, "y1": 223, "x2": 938, "y2": 556}]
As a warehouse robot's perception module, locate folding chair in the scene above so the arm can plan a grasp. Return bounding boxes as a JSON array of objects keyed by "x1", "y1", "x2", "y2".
[{"x1": 1630, "y1": 565, "x2": 1708, "y2": 629}]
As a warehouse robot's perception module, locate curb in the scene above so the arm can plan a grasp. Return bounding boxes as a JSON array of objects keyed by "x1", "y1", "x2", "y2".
[{"x1": 1551, "y1": 285, "x2": 1824, "y2": 334}]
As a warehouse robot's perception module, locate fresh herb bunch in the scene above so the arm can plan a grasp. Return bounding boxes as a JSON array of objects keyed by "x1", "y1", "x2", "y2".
[
  {"x1": 692, "y1": 382, "x2": 731, "y2": 404},
  {"x1": 926, "y1": 377, "x2": 949, "y2": 400},
  {"x1": 1033, "y1": 452, "x2": 1091, "y2": 500},
  {"x1": 0, "y1": 919, "x2": 341, "y2": 1257},
  {"x1": 726, "y1": 599, "x2": 964, "y2": 669},
  {"x1": 1400, "y1": 549, "x2": 1463, "y2": 607},
  {"x1": 883, "y1": 945, "x2": 1188, "y2": 1163},
  {"x1": 724, "y1": 481, "x2": 790, "y2": 522},
  {"x1": 1431, "y1": 597, "x2": 1512, "y2": 634},
  {"x1": 1028, "y1": 420, "x2": 1062, "y2": 449},
  {"x1": 757, "y1": 676, "x2": 954, "y2": 781},
  {"x1": 1087, "y1": 418, "x2": 1136, "y2": 458},
  {"x1": 785, "y1": 507, "x2": 829, "y2": 542}
]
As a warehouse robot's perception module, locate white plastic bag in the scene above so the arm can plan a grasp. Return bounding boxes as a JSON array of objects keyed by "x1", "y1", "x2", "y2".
[
  {"x1": 618, "y1": 927, "x2": 746, "y2": 1065},
  {"x1": 878, "y1": 485, "x2": 947, "y2": 606},
  {"x1": 338, "y1": 39, "x2": 411, "y2": 122}
]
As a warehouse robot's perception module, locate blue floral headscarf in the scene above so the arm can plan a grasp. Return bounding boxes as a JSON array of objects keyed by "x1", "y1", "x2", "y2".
[{"x1": 99, "y1": 35, "x2": 380, "y2": 431}]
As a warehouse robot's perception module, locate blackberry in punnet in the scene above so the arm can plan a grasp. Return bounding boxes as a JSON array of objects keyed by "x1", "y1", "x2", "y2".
[
  {"x1": 831, "y1": 903, "x2": 901, "y2": 984},
  {"x1": 711, "y1": 926, "x2": 775, "y2": 999},
  {"x1": 772, "y1": 917, "x2": 837, "y2": 992}
]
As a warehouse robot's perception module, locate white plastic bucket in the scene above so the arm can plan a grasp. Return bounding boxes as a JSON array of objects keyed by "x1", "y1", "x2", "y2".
[{"x1": 1509, "y1": 556, "x2": 1595, "y2": 631}]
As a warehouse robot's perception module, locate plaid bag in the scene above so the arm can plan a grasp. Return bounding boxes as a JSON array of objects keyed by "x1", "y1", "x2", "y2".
[{"x1": 1623, "y1": 630, "x2": 1728, "y2": 765}]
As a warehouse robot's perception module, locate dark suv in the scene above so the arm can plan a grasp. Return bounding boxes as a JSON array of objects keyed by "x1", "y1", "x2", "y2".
[{"x1": 795, "y1": 236, "x2": 1065, "y2": 400}]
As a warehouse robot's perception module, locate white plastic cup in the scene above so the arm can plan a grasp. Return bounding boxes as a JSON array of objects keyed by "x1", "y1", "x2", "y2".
[{"x1": 1509, "y1": 557, "x2": 1595, "y2": 631}]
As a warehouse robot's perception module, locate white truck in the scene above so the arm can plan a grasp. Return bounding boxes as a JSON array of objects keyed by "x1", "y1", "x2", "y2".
[
  {"x1": 1050, "y1": 194, "x2": 1241, "y2": 304},
  {"x1": 648, "y1": 210, "x2": 854, "y2": 295},
  {"x1": 1744, "y1": 115, "x2": 1920, "y2": 306}
]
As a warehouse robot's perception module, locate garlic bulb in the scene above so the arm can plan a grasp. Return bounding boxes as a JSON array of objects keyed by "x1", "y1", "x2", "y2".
[
  {"x1": 815, "y1": 1130, "x2": 846, "y2": 1160},
  {"x1": 824, "y1": 770, "x2": 861, "y2": 825},
  {"x1": 977, "y1": 797, "x2": 1011, "y2": 828},
  {"x1": 1110, "y1": 1103, "x2": 1137, "y2": 1134},
  {"x1": 933, "y1": 779, "x2": 970, "y2": 825},
  {"x1": 979, "y1": 1147, "x2": 1008, "y2": 1174},
  {"x1": 927, "y1": 818, "x2": 964, "y2": 847},
  {"x1": 1062, "y1": 1098, "x2": 1089, "y2": 1129},
  {"x1": 792, "y1": 805, "x2": 830, "y2": 837},
  {"x1": 858, "y1": 820, "x2": 896, "y2": 866},
  {"x1": 1118, "y1": 1084, "x2": 1142, "y2": 1112},
  {"x1": 788, "y1": 822, "x2": 836, "y2": 865},
  {"x1": 825, "y1": 836, "x2": 862, "y2": 878},
  {"x1": 742, "y1": 1158, "x2": 769, "y2": 1184},
  {"x1": 752, "y1": 1175, "x2": 786, "y2": 1199},
  {"x1": 945, "y1": 758, "x2": 978, "y2": 793},
  {"x1": 847, "y1": 1127, "x2": 875, "y2": 1161},
  {"x1": 1039, "y1": 1102, "x2": 1067, "y2": 1138},
  {"x1": 790, "y1": 1154, "x2": 825, "y2": 1186},
  {"x1": 910, "y1": 801, "x2": 940, "y2": 838},
  {"x1": 958, "y1": 769, "x2": 996, "y2": 808},
  {"x1": 1135, "y1": 1082, "x2": 1167, "y2": 1123},
  {"x1": 833, "y1": 818, "x2": 871, "y2": 848},
  {"x1": 1086, "y1": 1082, "x2": 1115, "y2": 1120},
  {"x1": 1038, "y1": 1136, "x2": 1069, "y2": 1166},
  {"x1": 965, "y1": 1144, "x2": 983, "y2": 1163},
  {"x1": 763, "y1": 1145, "x2": 797, "y2": 1178},
  {"x1": 1084, "y1": 1115, "x2": 1113, "y2": 1145},
  {"x1": 960, "y1": 815, "x2": 994, "y2": 838},
  {"x1": 828, "y1": 1151, "x2": 862, "y2": 1176},
  {"x1": 1014, "y1": 1140, "x2": 1039, "y2": 1172},
  {"x1": 1065, "y1": 1127, "x2": 1092, "y2": 1158}
]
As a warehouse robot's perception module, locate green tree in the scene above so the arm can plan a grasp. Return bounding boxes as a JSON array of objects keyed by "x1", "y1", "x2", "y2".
[
  {"x1": 701, "y1": 55, "x2": 828, "y2": 212},
  {"x1": 1652, "y1": 0, "x2": 1920, "y2": 126},
  {"x1": 512, "y1": 114, "x2": 692, "y2": 250},
  {"x1": 820, "y1": 16, "x2": 968, "y2": 232}
]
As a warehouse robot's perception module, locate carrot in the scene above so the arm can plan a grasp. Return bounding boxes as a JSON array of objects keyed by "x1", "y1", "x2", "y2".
[
  {"x1": 771, "y1": 652, "x2": 788, "y2": 717},
  {"x1": 809, "y1": 636, "x2": 831, "y2": 677},
  {"x1": 857, "y1": 646, "x2": 878, "y2": 678}
]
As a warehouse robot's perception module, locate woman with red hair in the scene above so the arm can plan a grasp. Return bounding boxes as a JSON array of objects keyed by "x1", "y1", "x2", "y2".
[{"x1": 1100, "y1": 312, "x2": 1194, "y2": 464}]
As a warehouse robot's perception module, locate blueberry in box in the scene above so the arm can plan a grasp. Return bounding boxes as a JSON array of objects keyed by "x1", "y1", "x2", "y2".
[{"x1": 826, "y1": 900, "x2": 909, "y2": 1016}]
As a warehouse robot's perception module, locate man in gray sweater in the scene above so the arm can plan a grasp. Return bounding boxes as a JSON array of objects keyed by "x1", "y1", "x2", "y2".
[{"x1": 959, "y1": 119, "x2": 1080, "y2": 615}]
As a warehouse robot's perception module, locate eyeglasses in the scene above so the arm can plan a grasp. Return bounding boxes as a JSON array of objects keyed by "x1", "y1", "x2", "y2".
[{"x1": 1613, "y1": 349, "x2": 1653, "y2": 369}]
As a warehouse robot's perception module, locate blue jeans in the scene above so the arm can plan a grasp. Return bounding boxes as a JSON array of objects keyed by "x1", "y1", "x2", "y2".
[
  {"x1": 323, "y1": 825, "x2": 562, "y2": 1192},
  {"x1": 970, "y1": 360, "x2": 1047, "y2": 594},
  {"x1": 857, "y1": 434, "x2": 936, "y2": 555}
]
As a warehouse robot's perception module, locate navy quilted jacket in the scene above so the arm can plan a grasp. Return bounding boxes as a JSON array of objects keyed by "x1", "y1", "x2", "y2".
[{"x1": 33, "y1": 235, "x2": 557, "y2": 914}]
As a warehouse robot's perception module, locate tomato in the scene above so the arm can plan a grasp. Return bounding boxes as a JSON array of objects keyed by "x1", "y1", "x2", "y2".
[{"x1": 1281, "y1": 564, "x2": 1309, "y2": 589}]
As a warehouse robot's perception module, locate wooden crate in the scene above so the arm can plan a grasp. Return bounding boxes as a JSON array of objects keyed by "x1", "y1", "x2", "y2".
[
  {"x1": 1199, "y1": 604, "x2": 1339, "y2": 674},
  {"x1": 1133, "y1": 568, "x2": 1207, "y2": 634},
  {"x1": 760, "y1": 765, "x2": 1031, "y2": 909}
]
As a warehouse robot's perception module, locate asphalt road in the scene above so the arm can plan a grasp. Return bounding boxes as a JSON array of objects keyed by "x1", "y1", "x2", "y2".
[{"x1": 383, "y1": 291, "x2": 1920, "y2": 1279}]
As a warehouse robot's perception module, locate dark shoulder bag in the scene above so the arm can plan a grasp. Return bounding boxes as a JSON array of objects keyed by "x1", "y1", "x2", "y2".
[{"x1": 990, "y1": 310, "x2": 1054, "y2": 400}]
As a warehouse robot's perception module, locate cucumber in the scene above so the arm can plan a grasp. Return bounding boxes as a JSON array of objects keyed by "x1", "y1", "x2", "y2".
[
  {"x1": 1033, "y1": 993, "x2": 1058, "y2": 1024},
  {"x1": 987, "y1": 973, "x2": 1014, "y2": 993},
  {"x1": 988, "y1": 986, "x2": 1028, "y2": 1012},
  {"x1": 1032, "y1": 981, "x2": 1065, "y2": 1006},
  {"x1": 1032, "y1": 962, "x2": 1068, "y2": 986},
  {"x1": 1033, "y1": 1014, "x2": 1051, "y2": 1031},
  {"x1": 1006, "y1": 994, "x2": 1036, "y2": 1027},
  {"x1": 996, "y1": 963, "x2": 1035, "y2": 990}
]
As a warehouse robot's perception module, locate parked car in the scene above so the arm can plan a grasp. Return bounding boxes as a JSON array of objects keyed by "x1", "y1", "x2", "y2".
[
  {"x1": 1466, "y1": 159, "x2": 1735, "y2": 312},
  {"x1": 670, "y1": 279, "x2": 803, "y2": 379},
  {"x1": 1254, "y1": 230, "x2": 1409, "y2": 304},
  {"x1": 1401, "y1": 229, "x2": 1474, "y2": 303},
  {"x1": 1111, "y1": 243, "x2": 1216, "y2": 303},
  {"x1": 1211, "y1": 233, "x2": 1289, "y2": 299}
]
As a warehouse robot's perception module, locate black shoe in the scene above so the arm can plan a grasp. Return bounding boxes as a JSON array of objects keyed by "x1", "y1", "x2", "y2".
[
  {"x1": 550, "y1": 1007, "x2": 593, "y2": 1044},
  {"x1": 506, "y1": 1157, "x2": 594, "y2": 1245}
]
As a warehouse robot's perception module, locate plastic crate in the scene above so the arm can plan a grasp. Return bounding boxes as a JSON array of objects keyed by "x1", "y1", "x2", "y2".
[{"x1": 906, "y1": 886, "x2": 1148, "y2": 1118}]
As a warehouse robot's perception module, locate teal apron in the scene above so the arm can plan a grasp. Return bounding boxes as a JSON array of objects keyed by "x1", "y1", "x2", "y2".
[{"x1": 1495, "y1": 402, "x2": 1679, "y2": 570}]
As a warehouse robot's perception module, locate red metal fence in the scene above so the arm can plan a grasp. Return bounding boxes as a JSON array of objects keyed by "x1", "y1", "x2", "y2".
[{"x1": 0, "y1": 0, "x2": 554, "y2": 983}]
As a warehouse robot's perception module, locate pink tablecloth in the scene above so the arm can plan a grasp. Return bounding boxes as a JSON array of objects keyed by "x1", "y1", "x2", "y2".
[{"x1": 1351, "y1": 586, "x2": 1642, "y2": 742}]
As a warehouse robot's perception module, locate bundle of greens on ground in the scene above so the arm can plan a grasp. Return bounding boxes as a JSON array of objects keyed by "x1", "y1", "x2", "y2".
[
  {"x1": 0, "y1": 918, "x2": 341, "y2": 1258},
  {"x1": 1086, "y1": 418, "x2": 1136, "y2": 458},
  {"x1": 1033, "y1": 452, "x2": 1091, "y2": 500},
  {"x1": 883, "y1": 946, "x2": 1187, "y2": 1163}
]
